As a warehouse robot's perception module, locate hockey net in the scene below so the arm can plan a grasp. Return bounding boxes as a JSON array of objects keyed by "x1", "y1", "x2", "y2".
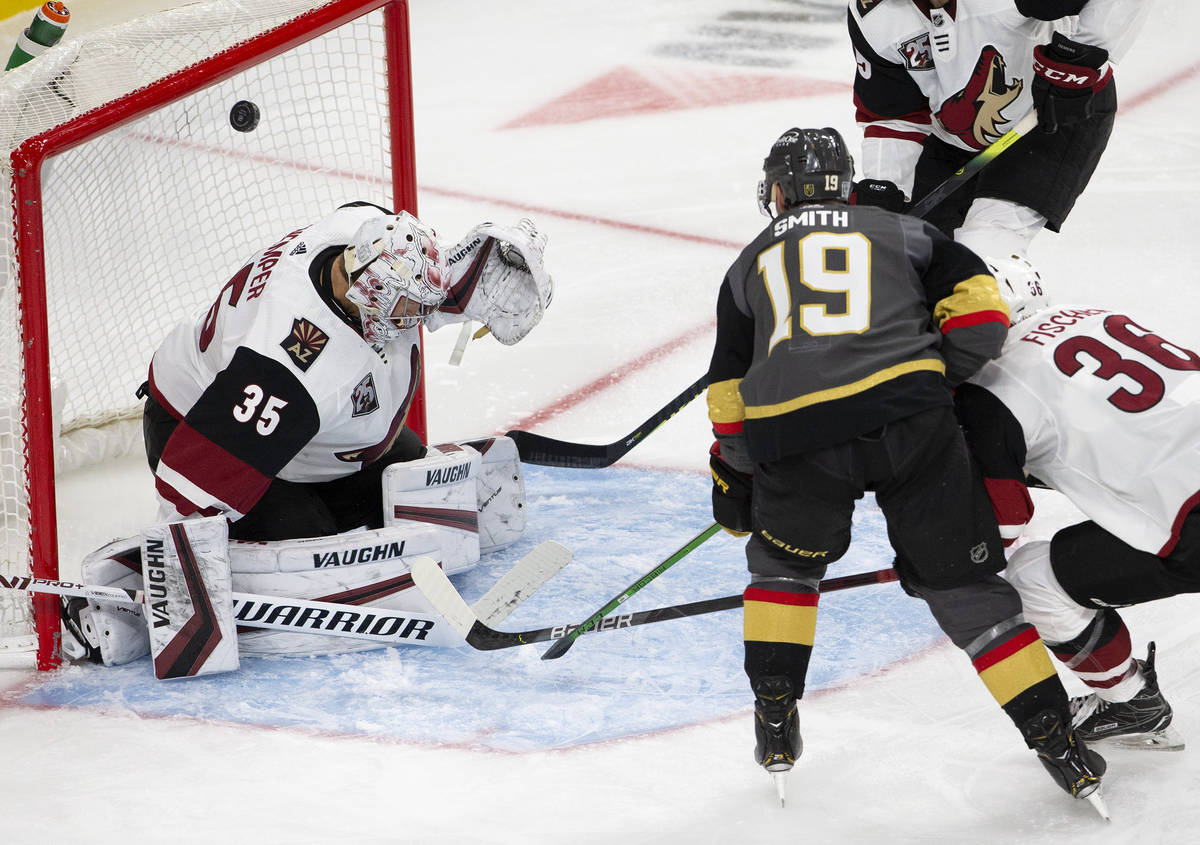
[{"x1": 0, "y1": 0, "x2": 421, "y2": 669}]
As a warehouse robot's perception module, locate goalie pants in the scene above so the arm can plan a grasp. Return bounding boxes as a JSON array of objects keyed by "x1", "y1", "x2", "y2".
[
  {"x1": 912, "y1": 80, "x2": 1116, "y2": 235},
  {"x1": 743, "y1": 406, "x2": 1068, "y2": 731},
  {"x1": 143, "y1": 392, "x2": 426, "y2": 541}
]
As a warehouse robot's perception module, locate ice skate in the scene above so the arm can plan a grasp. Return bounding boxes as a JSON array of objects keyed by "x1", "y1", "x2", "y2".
[
  {"x1": 753, "y1": 676, "x2": 802, "y2": 807},
  {"x1": 1023, "y1": 708, "x2": 1109, "y2": 820},
  {"x1": 1071, "y1": 642, "x2": 1183, "y2": 752}
]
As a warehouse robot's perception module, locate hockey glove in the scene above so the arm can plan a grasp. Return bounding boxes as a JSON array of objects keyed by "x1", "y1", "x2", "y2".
[
  {"x1": 850, "y1": 179, "x2": 906, "y2": 213},
  {"x1": 1031, "y1": 32, "x2": 1111, "y2": 135},
  {"x1": 430, "y1": 219, "x2": 553, "y2": 345},
  {"x1": 710, "y1": 443, "x2": 752, "y2": 537}
]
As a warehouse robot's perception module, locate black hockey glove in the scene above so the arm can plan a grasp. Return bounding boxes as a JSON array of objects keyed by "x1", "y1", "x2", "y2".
[
  {"x1": 850, "y1": 179, "x2": 906, "y2": 213},
  {"x1": 1031, "y1": 32, "x2": 1110, "y2": 135},
  {"x1": 710, "y1": 443, "x2": 752, "y2": 537}
]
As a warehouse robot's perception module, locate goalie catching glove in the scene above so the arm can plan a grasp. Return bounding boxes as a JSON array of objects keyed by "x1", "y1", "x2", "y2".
[
  {"x1": 710, "y1": 442, "x2": 752, "y2": 537},
  {"x1": 429, "y1": 218, "x2": 553, "y2": 345}
]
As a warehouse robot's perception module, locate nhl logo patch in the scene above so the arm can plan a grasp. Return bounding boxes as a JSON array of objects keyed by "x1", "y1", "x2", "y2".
[
  {"x1": 280, "y1": 318, "x2": 328, "y2": 372},
  {"x1": 970, "y1": 542, "x2": 990, "y2": 565},
  {"x1": 351, "y1": 372, "x2": 379, "y2": 417}
]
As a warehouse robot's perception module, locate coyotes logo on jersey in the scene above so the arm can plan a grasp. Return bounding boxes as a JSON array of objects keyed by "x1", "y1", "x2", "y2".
[{"x1": 937, "y1": 45, "x2": 1022, "y2": 149}]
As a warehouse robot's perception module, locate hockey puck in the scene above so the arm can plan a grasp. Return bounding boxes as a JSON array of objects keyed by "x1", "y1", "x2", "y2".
[{"x1": 229, "y1": 100, "x2": 260, "y2": 132}]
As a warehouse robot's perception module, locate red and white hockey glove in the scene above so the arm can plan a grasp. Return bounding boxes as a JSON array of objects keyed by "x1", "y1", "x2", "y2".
[
  {"x1": 1031, "y1": 33, "x2": 1112, "y2": 135},
  {"x1": 431, "y1": 218, "x2": 553, "y2": 345}
]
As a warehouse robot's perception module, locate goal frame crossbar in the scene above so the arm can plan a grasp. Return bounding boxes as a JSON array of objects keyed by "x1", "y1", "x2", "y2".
[{"x1": 8, "y1": 0, "x2": 420, "y2": 668}]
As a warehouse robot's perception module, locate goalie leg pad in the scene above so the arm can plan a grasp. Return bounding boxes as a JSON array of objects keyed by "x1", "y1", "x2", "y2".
[
  {"x1": 383, "y1": 444, "x2": 481, "y2": 575},
  {"x1": 454, "y1": 435, "x2": 526, "y2": 554},
  {"x1": 62, "y1": 537, "x2": 150, "y2": 666},
  {"x1": 142, "y1": 516, "x2": 239, "y2": 680},
  {"x1": 228, "y1": 524, "x2": 449, "y2": 656}
]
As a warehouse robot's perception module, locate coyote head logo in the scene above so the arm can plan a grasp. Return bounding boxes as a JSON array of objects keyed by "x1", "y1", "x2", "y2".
[{"x1": 937, "y1": 45, "x2": 1022, "y2": 149}]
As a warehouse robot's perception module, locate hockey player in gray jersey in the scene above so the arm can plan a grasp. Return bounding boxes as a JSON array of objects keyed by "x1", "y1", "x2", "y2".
[
  {"x1": 955, "y1": 256, "x2": 1195, "y2": 751},
  {"x1": 707, "y1": 126, "x2": 1105, "y2": 809}
]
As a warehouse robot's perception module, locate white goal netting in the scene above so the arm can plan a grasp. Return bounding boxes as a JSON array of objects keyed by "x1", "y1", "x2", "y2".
[{"x1": 0, "y1": 0, "x2": 413, "y2": 667}]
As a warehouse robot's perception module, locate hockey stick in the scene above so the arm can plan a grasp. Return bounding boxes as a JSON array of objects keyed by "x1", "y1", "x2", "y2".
[
  {"x1": 0, "y1": 541, "x2": 573, "y2": 651},
  {"x1": 907, "y1": 110, "x2": 1038, "y2": 219},
  {"x1": 540, "y1": 522, "x2": 722, "y2": 659},
  {"x1": 412, "y1": 560, "x2": 900, "y2": 651},
  {"x1": 506, "y1": 374, "x2": 708, "y2": 468}
]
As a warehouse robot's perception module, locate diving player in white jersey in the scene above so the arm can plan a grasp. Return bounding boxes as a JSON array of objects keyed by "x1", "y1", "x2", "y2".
[
  {"x1": 955, "y1": 255, "x2": 1197, "y2": 750},
  {"x1": 847, "y1": 0, "x2": 1150, "y2": 259}
]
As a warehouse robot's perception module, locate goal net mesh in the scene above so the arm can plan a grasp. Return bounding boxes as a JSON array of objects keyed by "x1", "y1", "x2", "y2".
[{"x1": 0, "y1": 0, "x2": 412, "y2": 667}]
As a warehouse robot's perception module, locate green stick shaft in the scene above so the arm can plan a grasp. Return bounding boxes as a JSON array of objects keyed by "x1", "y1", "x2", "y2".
[{"x1": 540, "y1": 522, "x2": 722, "y2": 659}]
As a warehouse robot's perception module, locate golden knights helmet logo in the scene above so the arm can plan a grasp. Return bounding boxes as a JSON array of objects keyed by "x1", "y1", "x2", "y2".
[{"x1": 938, "y1": 45, "x2": 1023, "y2": 149}]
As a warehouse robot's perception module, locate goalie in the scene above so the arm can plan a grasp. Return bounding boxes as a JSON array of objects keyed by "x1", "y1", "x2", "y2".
[{"x1": 61, "y1": 201, "x2": 554, "y2": 674}]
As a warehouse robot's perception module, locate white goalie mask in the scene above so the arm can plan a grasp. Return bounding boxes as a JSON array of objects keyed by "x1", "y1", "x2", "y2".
[
  {"x1": 985, "y1": 254, "x2": 1049, "y2": 325},
  {"x1": 344, "y1": 211, "x2": 449, "y2": 345}
]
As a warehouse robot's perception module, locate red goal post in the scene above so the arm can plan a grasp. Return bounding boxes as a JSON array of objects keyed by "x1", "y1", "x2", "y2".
[{"x1": 0, "y1": 0, "x2": 424, "y2": 670}]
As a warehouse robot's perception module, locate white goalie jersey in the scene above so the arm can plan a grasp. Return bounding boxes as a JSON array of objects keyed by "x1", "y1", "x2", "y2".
[
  {"x1": 148, "y1": 203, "x2": 425, "y2": 521},
  {"x1": 967, "y1": 305, "x2": 1200, "y2": 556}
]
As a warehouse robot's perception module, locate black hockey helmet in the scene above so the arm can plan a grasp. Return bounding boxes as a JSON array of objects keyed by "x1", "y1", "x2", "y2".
[{"x1": 757, "y1": 126, "x2": 854, "y2": 216}]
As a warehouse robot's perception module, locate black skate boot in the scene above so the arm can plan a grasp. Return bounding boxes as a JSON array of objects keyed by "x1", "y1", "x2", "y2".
[
  {"x1": 1023, "y1": 708, "x2": 1107, "y2": 817},
  {"x1": 752, "y1": 675, "x2": 801, "y2": 806},
  {"x1": 1070, "y1": 642, "x2": 1181, "y2": 751}
]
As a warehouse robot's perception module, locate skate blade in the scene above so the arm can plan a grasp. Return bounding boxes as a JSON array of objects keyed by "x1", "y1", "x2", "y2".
[
  {"x1": 1096, "y1": 725, "x2": 1185, "y2": 752},
  {"x1": 771, "y1": 771, "x2": 788, "y2": 807},
  {"x1": 1083, "y1": 787, "x2": 1110, "y2": 822}
]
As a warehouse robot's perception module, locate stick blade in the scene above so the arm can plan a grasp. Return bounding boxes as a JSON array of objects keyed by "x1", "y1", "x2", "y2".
[
  {"x1": 472, "y1": 540, "x2": 573, "y2": 625},
  {"x1": 409, "y1": 558, "x2": 475, "y2": 639},
  {"x1": 506, "y1": 429, "x2": 614, "y2": 468}
]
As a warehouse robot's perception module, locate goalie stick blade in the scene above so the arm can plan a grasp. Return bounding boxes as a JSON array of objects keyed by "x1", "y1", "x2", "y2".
[{"x1": 471, "y1": 540, "x2": 573, "y2": 625}]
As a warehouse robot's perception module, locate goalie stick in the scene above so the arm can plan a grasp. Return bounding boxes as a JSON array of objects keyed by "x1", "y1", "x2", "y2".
[
  {"x1": 411, "y1": 559, "x2": 900, "y2": 651},
  {"x1": 506, "y1": 374, "x2": 707, "y2": 468},
  {"x1": 907, "y1": 110, "x2": 1038, "y2": 219},
  {"x1": 0, "y1": 541, "x2": 572, "y2": 652}
]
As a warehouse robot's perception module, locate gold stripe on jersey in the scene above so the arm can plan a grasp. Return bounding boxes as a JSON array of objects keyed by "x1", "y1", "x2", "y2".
[
  {"x1": 743, "y1": 359, "x2": 945, "y2": 419},
  {"x1": 932, "y1": 274, "x2": 1009, "y2": 330},
  {"x1": 707, "y1": 378, "x2": 745, "y2": 424}
]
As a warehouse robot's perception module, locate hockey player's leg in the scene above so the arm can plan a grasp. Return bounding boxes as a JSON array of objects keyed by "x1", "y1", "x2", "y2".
[
  {"x1": 917, "y1": 575, "x2": 1106, "y2": 807},
  {"x1": 1009, "y1": 539, "x2": 1181, "y2": 750},
  {"x1": 877, "y1": 413, "x2": 1104, "y2": 807},
  {"x1": 744, "y1": 450, "x2": 855, "y2": 802}
]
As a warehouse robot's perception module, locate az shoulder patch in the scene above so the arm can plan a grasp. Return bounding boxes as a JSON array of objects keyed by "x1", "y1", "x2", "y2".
[
  {"x1": 280, "y1": 318, "x2": 328, "y2": 372},
  {"x1": 857, "y1": 0, "x2": 884, "y2": 15}
]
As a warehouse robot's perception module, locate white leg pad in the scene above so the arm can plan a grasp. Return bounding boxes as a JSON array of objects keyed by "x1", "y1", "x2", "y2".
[
  {"x1": 1005, "y1": 540, "x2": 1098, "y2": 644},
  {"x1": 452, "y1": 435, "x2": 527, "y2": 554},
  {"x1": 71, "y1": 537, "x2": 150, "y2": 666},
  {"x1": 228, "y1": 524, "x2": 448, "y2": 655},
  {"x1": 142, "y1": 516, "x2": 239, "y2": 679},
  {"x1": 383, "y1": 444, "x2": 481, "y2": 575}
]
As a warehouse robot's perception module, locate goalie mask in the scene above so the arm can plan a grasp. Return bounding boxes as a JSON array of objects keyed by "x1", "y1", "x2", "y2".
[
  {"x1": 344, "y1": 212, "x2": 449, "y2": 345},
  {"x1": 757, "y1": 126, "x2": 854, "y2": 217},
  {"x1": 986, "y1": 254, "x2": 1049, "y2": 325}
]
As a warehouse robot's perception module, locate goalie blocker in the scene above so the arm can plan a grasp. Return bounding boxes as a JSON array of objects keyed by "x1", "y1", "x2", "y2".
[{"x1": 62, "y1": 436, "x2": 528, "y2": 665}]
